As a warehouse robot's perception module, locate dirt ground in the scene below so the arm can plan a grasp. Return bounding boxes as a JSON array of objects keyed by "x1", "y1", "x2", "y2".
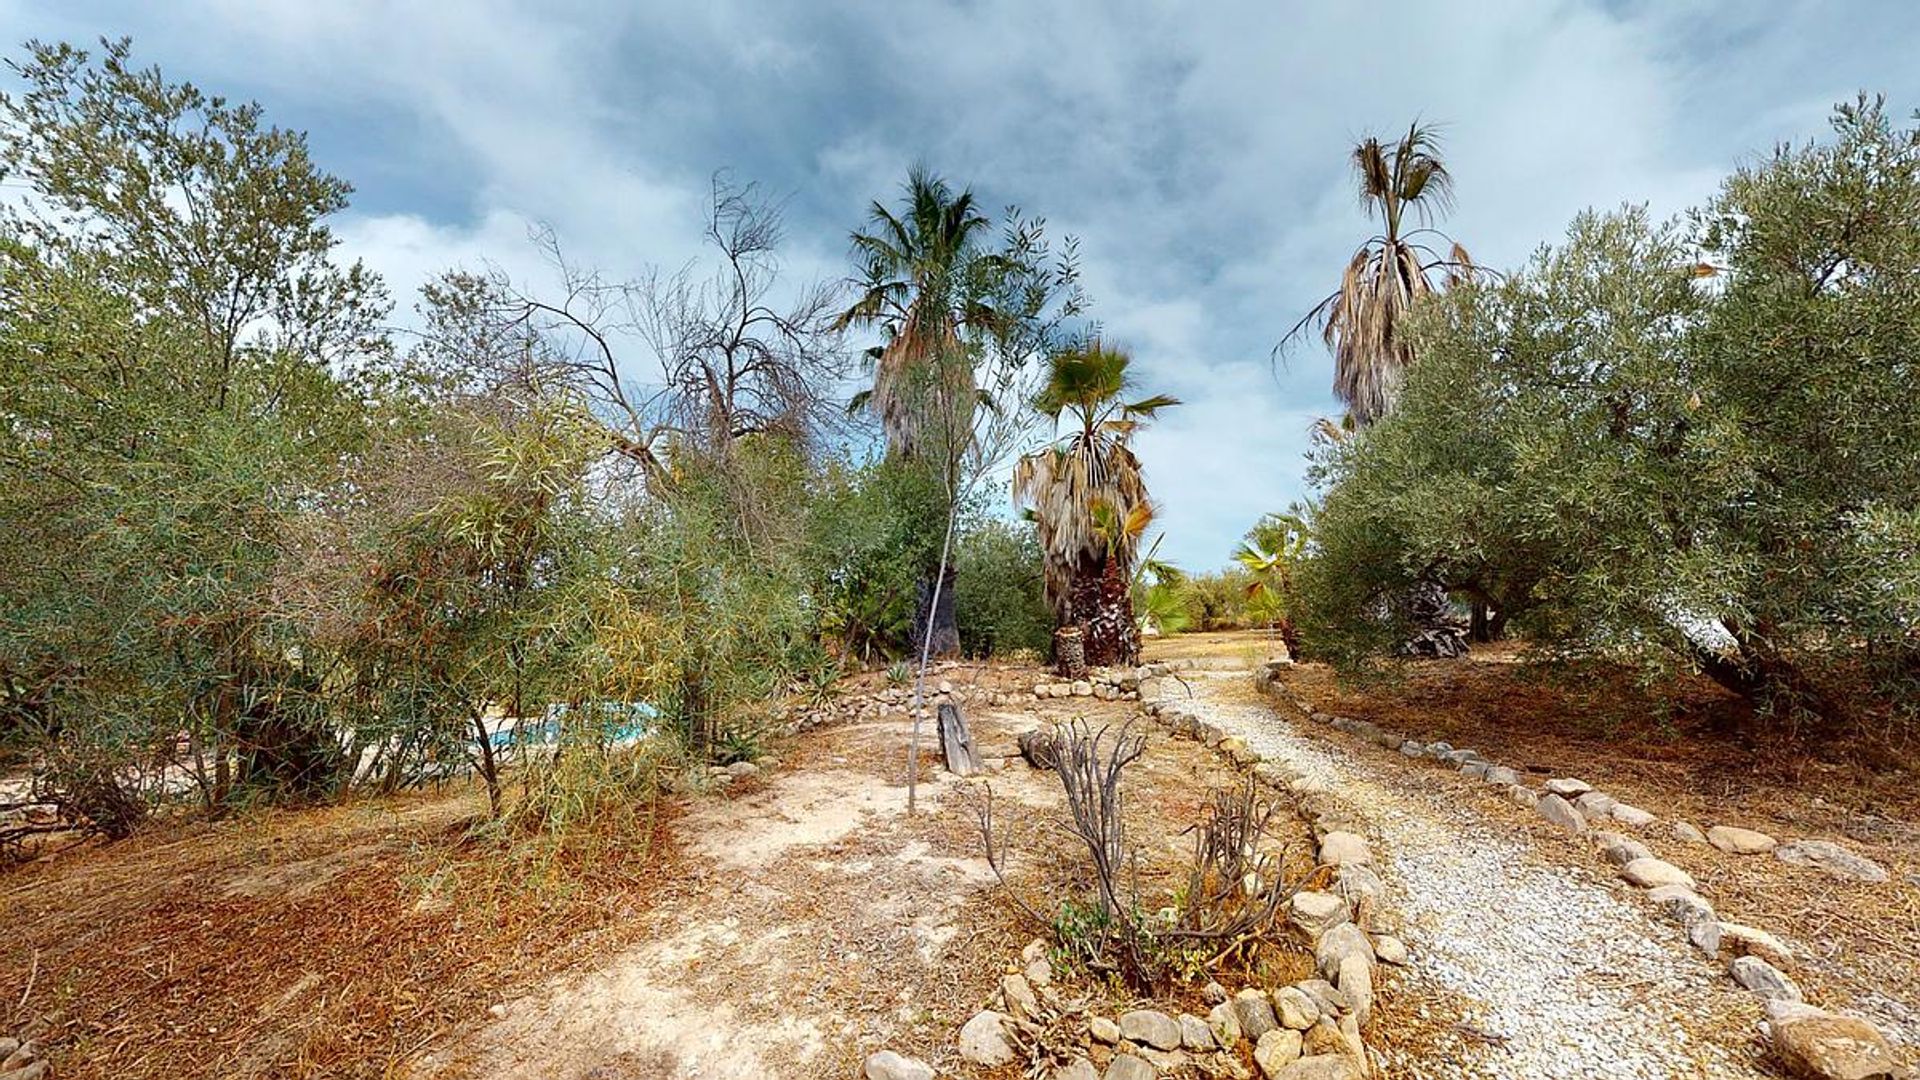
[{"x1": 0, "y1": 662, "x2": 1312, "y2": 1079}]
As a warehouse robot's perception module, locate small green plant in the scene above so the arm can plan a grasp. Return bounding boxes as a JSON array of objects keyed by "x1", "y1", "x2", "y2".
[
  {"x1": 710, "y1": 725, "x2": 764, "y2": 766},
  {"x1": 886, "y1": 660, "x2": 912, "y2": 687}
]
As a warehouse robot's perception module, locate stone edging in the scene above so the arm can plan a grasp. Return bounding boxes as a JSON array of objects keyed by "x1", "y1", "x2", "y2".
[{"x1": 1252, "y1": 666, "x2": 1911, "y2": 1080}]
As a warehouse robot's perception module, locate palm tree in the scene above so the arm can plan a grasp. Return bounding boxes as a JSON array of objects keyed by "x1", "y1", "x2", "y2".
[
  {"x1": 1014, "y1": 342, "x2": 1178, "y2": 668},
  {"x1": 838, "y1": 166, "x2": 1002, "y2": 462},
  {"x1": 1286, "y1": 122, "x2": 1474, "y2": 426},
  {"x1": 1234, "y1": 506, "x2": 1313, "y2": 658}
]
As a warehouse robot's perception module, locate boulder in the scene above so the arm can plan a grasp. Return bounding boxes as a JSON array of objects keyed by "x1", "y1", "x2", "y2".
[
  {"x1": 1120, "y1": 1009, "x2": 1183, "y2": 1051},
  {"x1": 1255, "y1": 1029, "x2": 1305, "y2": 1077},
  {"x1": 864, "y1": 1050, "x2": 936, "y2": 1080},
  {"x1": 1273, "y1": 1055, "x2": 1361, "y2": 1080},
  {"x1": 1318, "y1": 832, "x2": 1372, "y2": 867},
  {"x1": 1620, "y1": 857, "x2": 1696, "y2": 889},
  {"x1": 1672, "y1": 821, "x2": 1708, "y2": 844},
  {"x1": 1272, "y1": 986, "x2": 1320, "y2": 1030},
  {"x1": 1611, "y1": 803, "x2": 1657, "y2": 829},
  {"x1": 1179, "y1": 1013, "x2": 1217, "y2": 1051},
  {"x1": 1202, "y1": 980, "x2": 1229, "y2": 1005},
  {"x1": 1537, "y1": 793, "x2": 1588, "y2": 834},
  {"x1": 1774, "y1": 840, "x2": 1890, "y2": 883},
  {"x1": 1207, "y1": 1002, "x2": 1243, "y2": 1049},
  {"x1": 1233, "y1": 988, "x2": 1280, "y2": 1040},
  {"x1": 1336, "y1": 952, "x2": 1373, "y2": 1025},
  {"x1": 1398, "y1": 741, "x2": 1425, "y2": 758},
  {"x1": 1289, "y1": 891, "x2": 1351, "y2": 936},
  {"x1": 959, "y1": 1010, "x2": 1015, "y2": 1067},
  {"x1": 1484, "y1": 765, "x2": 1519, "y2": 786},
  {"x1": 1731, "y1": 955, "x2": 1803, "y2": 1002},
  {"x1": 1104, "y1": 1054, "x2": 1156, "y2": 1080},
  {"x1": 1721, "y1": 923, "x2": 1794, "y2": 968},
  {"x1": 1091, "y1": 1015, "x2": 1121, "y2": 1043},
  {"x1": 1294, "y1": 979, "x2": 1349, "y2": 1018},
  {"x1": 1545, "y1": 777, "x2": 1593, "y2": 798},
  {"x1": 1056, "y1": 1059, "x2": 1101, "y2": 1080},
  {"x1": 1373, "y1": 934, "x2": 1408, "y2": 965},
  {"x1": 1509, "y1": 785, "x2": 1540, "y2": 809},
  {"x1": 1645, "y1": 883, "x2": 1715, "y2": 929},
  {"x1": 1594, "y1": 830, "x2": 1652, "y2": 867},
  {"x1": 1690, "y1": 916, "x2": 1723, "y2": 958},
  {"x1": 1315, "y1": 923, "x2": 1375, "y2": 979},
  {"x1": 1574, "y1": 791, "x2": 1619, "y2": 819},
  {"x1": 1708, "y1": 825, "x2": 1780, "y2": 855},
  {"x1": 1765, "y1": 999, "x2": 1906, "y2": 1080}
]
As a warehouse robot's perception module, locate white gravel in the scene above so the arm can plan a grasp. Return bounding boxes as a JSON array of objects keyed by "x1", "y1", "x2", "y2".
[{"x1": 1185, "y1": 671, "x2": 1768, "y2": 1079}]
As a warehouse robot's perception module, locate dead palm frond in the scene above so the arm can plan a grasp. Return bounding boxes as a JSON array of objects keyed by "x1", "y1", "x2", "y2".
[
  {"x1": 1014, "y1": 342, "x2": 1178, "y2": 613},
  {"x1": 1281, "y1": 122, "x2": 1479, "y2": 426}
]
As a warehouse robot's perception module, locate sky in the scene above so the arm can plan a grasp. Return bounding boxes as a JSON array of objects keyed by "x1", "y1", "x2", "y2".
[{"x1": 6, "y1": 0, "x2": 1920, "y2": 568}]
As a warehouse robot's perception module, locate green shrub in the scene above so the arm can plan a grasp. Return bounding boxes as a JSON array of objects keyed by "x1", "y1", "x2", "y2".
[{"x1": 954, "y1": 518, "x2": 1054, "y2": 658}]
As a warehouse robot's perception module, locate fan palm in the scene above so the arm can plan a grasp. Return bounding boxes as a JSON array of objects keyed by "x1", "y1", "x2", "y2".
[
  {"x1": 1286, "y1": 122, "x2": 1475, "y2": 426},
  {"x1": 837, "y1": 166, "x2": 1002, "y2": 461},
  {"x1": 1014, "y1": 342, "x2": 1179, "y2": 667},
  {"x1": 1235, "y1": 506, "x2": 1313, "y2": 657}
]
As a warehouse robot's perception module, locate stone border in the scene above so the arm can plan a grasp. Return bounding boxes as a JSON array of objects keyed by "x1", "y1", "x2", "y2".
[{"x1": 1252, "y1": 667, "x2": 1911, "y2": 1079}]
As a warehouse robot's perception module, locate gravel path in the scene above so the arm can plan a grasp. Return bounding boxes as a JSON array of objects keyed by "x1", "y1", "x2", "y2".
[{"x1": 1185, "y1": 669, "x2": 1769, "y2": 1080}]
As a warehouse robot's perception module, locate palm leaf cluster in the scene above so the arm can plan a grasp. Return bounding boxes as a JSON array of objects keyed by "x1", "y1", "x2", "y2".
[
  {"x1": 837, "y1": 166, "x2": 1002, "y2": 461},
  {"x1": 1288, "y1": 123, "x2": 1475, "y2": 426},
  {"x1": 1014, "y1": 342, "x2": 1177, "y2": 663}
]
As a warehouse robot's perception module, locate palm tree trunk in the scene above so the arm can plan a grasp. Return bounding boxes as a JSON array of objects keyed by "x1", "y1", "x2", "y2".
[{"x1": 1080, "y1": 556, "x2": 1139, "y2": 667}]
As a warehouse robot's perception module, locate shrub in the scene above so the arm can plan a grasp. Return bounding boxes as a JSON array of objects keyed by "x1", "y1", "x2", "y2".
[{"x1": 954, "y1": 519, "x2": 1054, "y2": 658}]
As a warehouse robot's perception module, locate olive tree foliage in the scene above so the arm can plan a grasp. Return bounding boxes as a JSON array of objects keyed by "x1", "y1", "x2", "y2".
[
  {"x1": 0, "y1": 38, "x2": 388, "y2": 829},
  {"x1": 1300, "y1": 98, "x2": 1920, "y2": 736}
]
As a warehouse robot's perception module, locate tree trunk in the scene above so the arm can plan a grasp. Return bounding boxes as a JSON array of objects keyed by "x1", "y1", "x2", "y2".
[
  {"x1": 1054, "y1": 626, "x2": 1087, "y2": 679},
  {"x1": 913, "y1": 566, "x2": 960, "y2": 660},
  {"x1": 1081, "y1": 556, "x2": 1138, "y2": 668}
]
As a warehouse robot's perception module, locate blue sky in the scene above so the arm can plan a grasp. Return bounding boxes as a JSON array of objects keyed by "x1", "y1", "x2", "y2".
[{"x1": 6, "y1": 1, "x2": 1920, "y2": 568}]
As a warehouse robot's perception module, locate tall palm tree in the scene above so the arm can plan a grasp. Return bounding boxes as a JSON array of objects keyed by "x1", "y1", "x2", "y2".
[
  {"x1": 837, "y1": 166, "x2": 1002, "y2": 462},
  {"x1": 1014, "y1": 342, "x2": 1178, "y2": 667},
  {"x1": 1286, "y1": 122, "x2": 1474, "y2": 426}
]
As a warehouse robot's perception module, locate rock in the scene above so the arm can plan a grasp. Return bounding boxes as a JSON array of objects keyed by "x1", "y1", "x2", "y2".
[
  {"x1": 1731, "y1": 955, "x2": 1803, "y2": 1002},
  {"x1": 0, "y1": 1042, "x2": 16, "y2": 1062},
  {"x1": 1611, "y1": 803, "x2": 1657, "y2": 828},
  {"x1": 1025, "y1": 958, "x2": 1052, "y2": 987},
  {"x1": 1426, "y1": 740, "x2": 1453, "y2": 756},
  {"x1": 1273, "y1": 986, "x2": 1320, "y2": 1030},
  {"x1": 1091, "y1": 1015, "x2": 1121, "y2": 1043},
  {"x1": 1315, "y1": 923, "x2": 1374, "y2": 979},
  {"x1": 1289, "y1": 891, "x2": 1350, "y2": 936},
  {"x1": 959, "y1": 1010, "x2": 1015, "y2": 1067},
  {"x1": 1775, "y1": 840, "x2": 1890, "y2": 883},
  {"x1": 1620, "y1": 857, "x2": 1696, "y2": 889},
  {"x1": 1294, "y1": 979, "x2": 1349, "y2": 1018},
  {"x1": 1462, "y1": 761, "x2": 1491, "y2": 780},
  {"x1": 1509, "y1": 785, "x2": 1540, "y2": 809},
  {"x1": 1545, "y1": 777, "x2": 1593, "y2": 798},
  {"x1": 0, "y1": 1045, "x2": 35, "y2": 1072},
  {"x1": 1255, "y1": 1029, "x2": 1305, "y2": 1077},
  {"x1": 1233, "y1": 988, "x2": 1280, "y2": 1040},
  {"x1": 1537, "y1": 793, "x2": 1588, "y2": 834},
  {"x1": 1120, "y1": 1009, "x2": 1183, "y2": 1051},
  {"x1": 1646, "y1": 883, "x2": 1716, "y2": 929},
  {"x1": 0, "y1": 1064, "x2": 48, "y2": 1080},
  {"x1": 1673, "y1": 821, "x2": 1708, "y2": 844},
  {"x1": 1318, "y1": 831, "x2": 1372, "y2": 866},
  {"x1": 1001, "y1": 973, "x2": 1039, "y2": 1018},
  {"x1": 1574, "y1": 790, "x2": 1619, "y2": 819},
  {"x1": 1399, "y1": 740, "x2": 1425, "y2": 757},
  {"x1": 1594, "y1": 830, "x2": 1652, "y2": 867},
  {"x1": 1180, "y1": 1013, "x2": 1217, "y2": 1051},
  {"x1": 1708, "y1": 825, "x2": 1780, "y2": 855},
  {"x1": 1203, "y1": 980, "x2": 1229, "y2": 1005},
  {"x1": 1104, "y1": 1054, "x2": 1157, "y2": 1080},
  {"x1": 1484, "y1": 765, "x2": 1519, "y2": 786},
  {"x1": 1302, "y1": 1019, "x2": 1347, "y2": 1057},
  {"x1": 1208, "y1": 1002, "x2": 1243, "y2": 1049},
  {"x1": 1071, "y1": 680, "x2": 1093, "y2": 697},
  {"x1": 1766, "y1": 999, "x2": 1905, "y2": 1080},
  {"x1": 1273, "y1": 1055, "x2": 1361, "y2": 1080},
  {"x1": 1055, "y1": 1059, "x2": 1101, "y2": 1080},
  {"x1": 865, "y1": 1050, "x2": 936, "y2": 1080},
  {"x1": 1690, "y1": 916, "x2": 1723, "y2": 958},
  {"x1": 1373, "y1": 934, "x2": 1408, "y2": 965},
  {"x1": 725, "y1": 760, "x2": 759, "y2": 779},
  {"x1": 1721, "y1": 923, "x2": 1794, "y2": 968},
  {"x1": 1336, "y1": 952, "x2": 1373, "y2": 1025}
]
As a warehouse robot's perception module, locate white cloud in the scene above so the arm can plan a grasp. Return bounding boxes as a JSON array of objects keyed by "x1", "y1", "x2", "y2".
[{"x1": 8, "y1": 0, "x2": 1919, "y2": 567}]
